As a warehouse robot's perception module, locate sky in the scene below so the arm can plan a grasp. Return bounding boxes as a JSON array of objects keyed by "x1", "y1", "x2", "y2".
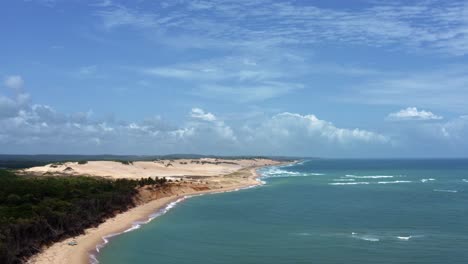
[{"x1": 1, "y1": 0, "x2": 468, "y2": 157}]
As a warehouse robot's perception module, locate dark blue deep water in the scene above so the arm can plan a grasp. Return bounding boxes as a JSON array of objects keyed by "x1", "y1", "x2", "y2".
[{"x1": 98, "y1": 159, "x2": 468, "y2": 264}]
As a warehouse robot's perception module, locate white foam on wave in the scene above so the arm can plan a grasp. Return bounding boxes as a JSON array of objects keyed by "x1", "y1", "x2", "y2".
[
  {"x1": 349, "y1": 232, "x2": 424, "y2": 243},
  {"x1": 295, "y1": 232, "x2": 312, "y2": 236},
  {"x1": 345, "y1": 175, "x2": 397, "y2": 179},
  {"x1": 397, "y1": 236, "x2": 412, "y2": 240},
  {"x1": 261, "y1": 167, "x2": 324, "y2": 178},
  {"x1": 332, "y1": 178, "x2": 355, "y2": 182},
  {"x1": 351, "y1": 232, "x2": 380, "y2": 242},
  {"x1": 330, "y1": 180, "x2": 412, "y2": 185},
  {"x1": 377, "y1": 180, "x2": 412, "y2": 184},
  {"x1": 421, "y1": 178, "x2": 436, "y2": 183},
  {"x1": 282, "y1": 160, "x2": 308, "y2": 167},
  {"x1": 434, "y1": 189, "x2": 458, "y2": 193},
  {"x1": 462, "y1": 179, "x2": 468, "y2": 183},
  {"x1": 329, "y1": 182, "x2": 370, "y2": 185},
  {"x1": 397, "y1": 234, "x2": 424, "y2": 241}
]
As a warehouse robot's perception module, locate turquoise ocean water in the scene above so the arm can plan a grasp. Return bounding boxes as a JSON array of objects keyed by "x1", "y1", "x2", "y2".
[{"x1": 97, "y1": 159, "x2": 468, "y2": 264}]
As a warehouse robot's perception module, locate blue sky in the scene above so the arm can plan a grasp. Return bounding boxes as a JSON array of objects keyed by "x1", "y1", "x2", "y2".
[{"x1": 1, "y1": 0, "x2": 468, "y2": 157}]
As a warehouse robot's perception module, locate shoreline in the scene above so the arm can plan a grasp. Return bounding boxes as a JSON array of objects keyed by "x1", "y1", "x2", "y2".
[
  {"x1": 27, "y1": 164, "x2": 284, "y2": 264},
  {"x1": 90, "y1": 172, "x2": 264, "y2": 264}
]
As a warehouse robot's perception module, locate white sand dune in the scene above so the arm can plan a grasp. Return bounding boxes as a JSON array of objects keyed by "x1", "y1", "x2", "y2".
[{"x1": 22, "y1": 158, "x2": 279, "y2": 179}]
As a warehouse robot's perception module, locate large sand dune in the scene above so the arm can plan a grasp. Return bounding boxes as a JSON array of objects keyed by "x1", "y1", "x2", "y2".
[{"x1": 22, "y1": 158, "x2": 280, "y2": 179}]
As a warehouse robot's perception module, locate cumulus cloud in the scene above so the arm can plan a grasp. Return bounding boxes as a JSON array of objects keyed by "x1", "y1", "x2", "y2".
[
  {"x1": 387, "y1": 107, "x2": 443, "y2": 121},
  {"x1": 4, "y1": 75, "x2": 24, "y2": 92},
  {"x1": 260, "y1": 112, "x2": 388, "y2": 144},
  {"x1": 439, "y1": 115, "x2": 468, "y2": 140},
  {"x1": 384, "y1": 115, "x2": 468, "y2": 157},
  {"x1": 0, "y1": 96, "x2": 19, "y2": 118},
  {"x1": 5, "y1": 77, "x2": 468, "y2": 157},
  {"x1": 0, "y1": 81, "x2": 389, "y2": 155},
  {"x1": 190, "y1": 108, "x2": 217, "y2": 121}
]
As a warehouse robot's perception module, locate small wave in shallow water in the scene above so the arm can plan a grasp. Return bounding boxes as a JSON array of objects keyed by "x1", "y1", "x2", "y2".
[
  {"x1": 421, "y1": 178, "x2": 436, "y2": 183},
  {"x1": 329, "y1": 182, "x2": 370, "y2": 185},
  {"x1": 351, "y1": 233, "x2": 423, "y2": 242},
  {"x1": 396, "y1": 234, "x2": 424, "y2": 241},
  {"x1": 377, "y1": 180, "x2": 412, "y2": 184},
  {"x1": 397, "y1": 236, "x2": 412, "y2": 240},
  {"x1": 351, "y1": 233, "x2": 380, "y2": 242},
  {"x1": 330, "y1": 181, "x2": 411, "y2": 185},
  {"x1": 293, "y1": 232, "x2": 312, "y2": 236},
  {"x1": 345, "y1": 175, "x2": 398, "y2": 179},
  {"x1": 434, "y1": 189, "x2": 458, "y2": 193},
  {"x1": 261, "y1": 168, "x2": 324, "y2": 178},
  {"x1": 332, "y1": 178, "x2": 355, "y2": 182}
]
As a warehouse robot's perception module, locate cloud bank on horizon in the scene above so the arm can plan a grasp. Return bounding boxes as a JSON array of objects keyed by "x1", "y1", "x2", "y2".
[{"x1": 1, "y1": 0, "x2": 468, "y2": 157}]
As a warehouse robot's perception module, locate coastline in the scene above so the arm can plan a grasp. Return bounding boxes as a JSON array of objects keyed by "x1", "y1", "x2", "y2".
[{"x1": 26, "y1": 164, "x2": 282, "y2": 264}]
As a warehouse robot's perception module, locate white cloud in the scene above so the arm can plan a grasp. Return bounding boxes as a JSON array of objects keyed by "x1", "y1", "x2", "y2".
[
  {"x1": 190, "y1": 108, "x2": 217, "y2": 121},
  {"x1": 0, "y1": 84, "x2": 391, "y2": 155},
  {"x1": 387, "y1": 107, "x2": 443, "y2": 121},
  {"x1": 0, "y1": 96, "x2": 19, "y2": 118},
  {"x1": 439, "y1": 115, "x2": 468, "y2": 140},
  {"x1": 144, "y1": 67, "x2": 199, "y2": 79},
  {"x1": 75, "y1": 65, "x2": 99, "y2": 78},
  {"x1": 197, "y1": 84, "x2": 302, "y2": 103},
  {"x1": 3, "y1": 76, "x2": 468, "y2": 156},
  {"x1": 4, "y1": 75, "x2": 24, "y2": 91},
  {"x1": 142, "y1": 56, "x2": 284, "y2": 82},
  {"x1": 143, "y1": 56, "x2": 304, "y2": 103},
  {"x1": 265, "y1": 112, "x2": 388, "y2": 144},
  {"x1": 96, "y1": 1, "x2": 468, "y2": 55},
  {"x1": 97, "y1": 5, "x2": 160, "y2": 30},
  {"x1": 342, "y1": 66, "x2": 468, "y2": 111}
]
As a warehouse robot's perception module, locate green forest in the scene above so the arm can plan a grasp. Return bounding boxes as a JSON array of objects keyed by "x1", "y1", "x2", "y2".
[{"x1": 0, "y1": 169, "x2": 166, "y2": 264}]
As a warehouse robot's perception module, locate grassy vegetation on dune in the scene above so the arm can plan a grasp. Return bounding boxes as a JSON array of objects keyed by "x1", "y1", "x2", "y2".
[{"x1": 0, "y1": 170, "x2": 167, "y2": 264}]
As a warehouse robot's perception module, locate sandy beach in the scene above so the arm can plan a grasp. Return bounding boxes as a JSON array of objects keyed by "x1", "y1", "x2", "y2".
[{"x1": 26, "y1": 159, "x2": 285, "y2": 264}]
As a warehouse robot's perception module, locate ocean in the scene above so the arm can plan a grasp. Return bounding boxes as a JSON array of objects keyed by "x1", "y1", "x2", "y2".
[{"x1": 97, "y1": 159, "x2": 468, "y2": 264}]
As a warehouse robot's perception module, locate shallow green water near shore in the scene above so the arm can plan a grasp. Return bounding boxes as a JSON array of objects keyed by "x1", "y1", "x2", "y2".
[{"x1": 98, "y1": 159, "x2": 468, "y2": 264}]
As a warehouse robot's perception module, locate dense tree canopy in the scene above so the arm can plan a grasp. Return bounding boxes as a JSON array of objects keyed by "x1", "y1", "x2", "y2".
[{"x1": 0, "y1": 170, "x2": 165, "y2": 264}]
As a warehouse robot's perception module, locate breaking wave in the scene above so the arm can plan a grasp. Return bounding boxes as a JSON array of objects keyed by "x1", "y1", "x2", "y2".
[
  {"x1": 330, "y1": 181, "x2": 412, "y2": 185},
  {"x1": 332, "y1": 178, "x2": 355, "y2": 182},
  {"x1": 350, "y1": 232, "x2": 423, "y2": 243},
  {"x1": 421, "y1": 178, "x2": 436, "y2": 183},
  {"x1": 351, "y1": 232, "x2": 380, "y2": 242},
  {"x1": 377, "y1": 181, "x2": 412, "y2": 184},
  {"x1": 434, "y1": 189, "x2": 458, "y2": 193},
  {"x1": 261, "y1": 167, "x2": 324, "y2": 178},
  {"x1": 345, "y1": 175, "x2": 398, "y2": 179},
  {"x1": 329, "y1": 182, "x2": 370, "y2": 185}
]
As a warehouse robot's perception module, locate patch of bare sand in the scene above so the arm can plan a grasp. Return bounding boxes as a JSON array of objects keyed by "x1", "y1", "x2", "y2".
[{"x1": 21, "y1": 158, "x2": 280, "y2": 179}]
